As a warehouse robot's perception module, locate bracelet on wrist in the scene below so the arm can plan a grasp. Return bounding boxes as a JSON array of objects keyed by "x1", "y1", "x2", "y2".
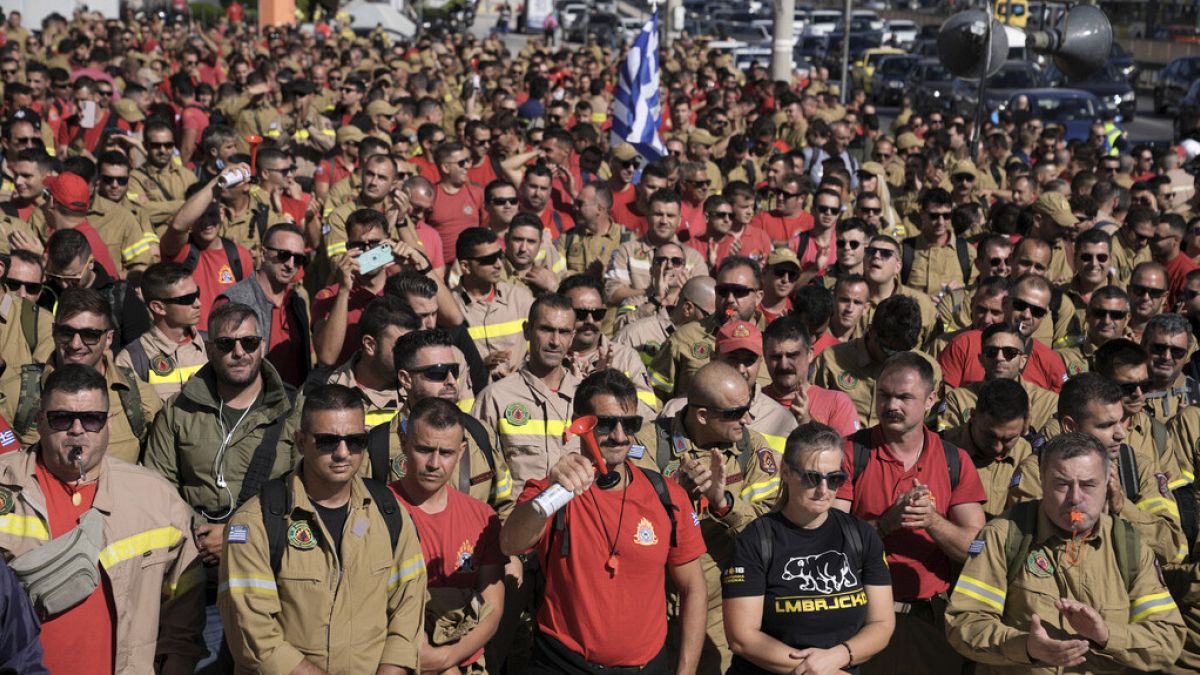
[{"x1": 841, "y1": 641, "x2": 854, "y2": 667}]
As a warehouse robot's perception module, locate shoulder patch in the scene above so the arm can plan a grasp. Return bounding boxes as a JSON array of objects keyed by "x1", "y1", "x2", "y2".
[
  {"x1": 628, "y1": 444, "x2": 646, "y2": 459},
  {"x1": 227, "y1": 524, "x2": 249, "y2": 544},
  {"x1": 968, "y1": 538, "x2": 984, "y2": 556},
  {"x1": 151, "y1": 354, "x2": 175, "y2": 376},
  {"x1": 503, "y1": 403, "x2": 530, "y2": 427},
  {"x1": 1067, "y1": 362, "x2": 1083, "y2": 376},
  {"x1": 837, "y1": 371, "x2": 859, "y2": 389},
  {"x1": 691, "y1": 342, "x2": 711, "y2": 359},
  {"x1": 287, "y1": 521, "x2": 317, "y2": 550},
  {"x1": 757, "y1": 448, "x2": 777, "y2": 474}
]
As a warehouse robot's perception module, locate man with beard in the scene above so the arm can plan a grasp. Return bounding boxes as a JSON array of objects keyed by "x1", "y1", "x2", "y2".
[
  {"x1": 144, "y1": 302, "x2": 298, "y2": 668},
  {"x1": 128, "y1": 118, "x2": 197, "y2": 230},
  {"x1": 939, "y1": 274, "x2": 1067, "y2": 393},
  {"x1": 605, "y1": 189, "x2": 707, "y2": 308},
  {"x1": 937, "y1": 235, "x2": 1014, "y2": 332},
  {"x1": 1055, "y1": 285, "x2": 1131, "y2": 376},
  {"x1": 91, "y1": 151, "x2": 158, "y2": 275},
  {"x1": 519, "y1": 164, "x2": 575, "y2": 238},
  {"x1": 321, "y1": 296, "x2": 419, "y2": 430},
  {"x1": 1128, "y1": 261, "x2": 1170, "y2": 340},
  {"x1": 502, "y1": 213, "x2": 563, "y2": 295},
  {"x1": 649, "y1": 255, "x2": 764, "y2": 401},
  {"x1": 562, "y1": 183, "x2": 627, "y2": 278},
  {"x1": 1140, "y1": 313, "x2": 1199, "y2": 422}
]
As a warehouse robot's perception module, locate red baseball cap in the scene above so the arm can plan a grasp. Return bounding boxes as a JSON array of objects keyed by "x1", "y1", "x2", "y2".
[
  {"x1": 46, "y1": 173, "x2": 90, "y2": 214},
  {"x1": 716, "y1": 320, "x2": 762, "y2": 356}
]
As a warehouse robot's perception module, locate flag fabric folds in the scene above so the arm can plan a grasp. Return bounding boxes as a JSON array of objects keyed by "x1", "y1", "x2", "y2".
[{"x1": 610, "y1": 11, "x2": 667, "y2": 162}]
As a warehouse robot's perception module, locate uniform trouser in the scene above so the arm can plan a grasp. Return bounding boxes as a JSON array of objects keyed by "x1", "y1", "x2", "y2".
[
  {"x1": 528, "y1": 632, "x2": 670, "y2": 675},
  {"x1": 860, "y1": 598, "x2": 963, "y2": 675},
  {"x1": 667, "y1": 552, "x2": 729, "y2": 675}
]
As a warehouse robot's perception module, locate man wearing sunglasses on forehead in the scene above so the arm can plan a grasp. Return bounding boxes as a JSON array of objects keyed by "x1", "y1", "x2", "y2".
[
  {"x1": 0, "y1": 364, "x2": 205, "y2": 673},
  {"x1": 115, "y1": 262, "x2": 208, "y2": 400},
  {"x1": 1055, "y1": 285, "x2": 1132, "y2": 377},
  {"x1": 91, "y1": 151, "x2": 160, "y2": 275}
]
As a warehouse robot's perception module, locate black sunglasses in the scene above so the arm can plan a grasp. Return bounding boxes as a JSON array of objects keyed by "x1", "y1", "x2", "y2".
[
  {"x1": 574, "y1": 307, "x2": 606, "y2": 322},
  {"x1": 772, "y1": 267, "x2": 799, "y2": 281},
  {"x1": 310, "y1": 432, "x2": 369, "y2": 454},
  {"x1": 653, "y1": 255, "x2": 685, "y2": 267},
  {"x1": 716, "y1": 283, "x2": 755, "y2": 299},
  {"x1": 45, "y1": 410, "x2": 108, "y2": 432},
  {"x1": 693, "y1": 402, "x2": 751, "y2": 420},
  {"x1": 865, "y1": 246, "x2": 896, "y2": 259},
  {"x1": 707, "y1": 210, "x2": 734, "y2": 220},
  {"x1": 836, "y1": 239, "x2": 862, "y2": 250},
  {"x1": 1010, "y1": 298, "x2": 1048, "y2": 319},
  {"x1": 3, "y1": 279, "x2": 41, "y2": 296},
  {"x1": 619, "y1": 159, "x2": 640, "y2": 169},
  {"x1": 926, "y1": 211, "x2": 952, "y2": 221},
  {"x1": 982, "y1": 345, "x2": 1022, "y2": 360},
  {"x1": 776, "y1": 189, "x2": 802, "y2": 199},
  {"x1": 1117, "y1": 379, "x2": 1151, "y2": 397},
  {"x1": 857, "y1": 206, "x2": 881, "y2": 215},
  {"x1": 346, "y1": 239, "x2": 386, "y2": 252},
  {"x1": 1129, "y1": 284, "x2": 1167, "y2": 299},
  {"x1": 53, "y1": 325, "x2": 109, "y2": 345},
  {"x1": 213, "y1": 336, "x2": 264, "y2": 353},
  {"x1": 154, "y1": 289, "x2": 200, "y2": 306},
  {"x1": 490, "y1": 197, "x2": 519, "y2": 206},
  {"x1": 989, "y1": 256, "x2": 1010, "y2": 268},
  {"x1": 100, "y1": 174, "x2": 130, "y2": 185},
  {"x1": 410, "y1": 362, "x2": 459, "y2": 381},
  {"x1": 265, "y1": 246, "x2": 309, "y2": 267},
  {"x1": 1089, "y1": 308, "x2": 1128, "y2": 321},
  {"x1": 466, "y1": 251, "x2": 503, "y2": 266},
  {"x1": 816, "y1": 205, "x2": 840, "y2": 215},
  {"x1": 793, "y1": 469, "x2": 849, "y2": 491},
  {"x1": 593, "y1": 415, "x2": 643, "y2": 436},
  {"x1": 1149, "y1": 343, "x2": 1187, "y2": 360},
  {"x1": 146, "y1": 141, "x2": 175, "y2": 149},
  {"x1": 1080, "y1": 253, "x2": 1109, "y2": 264}
]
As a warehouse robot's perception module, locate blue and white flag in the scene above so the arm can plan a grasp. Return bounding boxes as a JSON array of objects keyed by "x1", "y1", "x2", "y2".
[{"x1": 611, "y1": 12, "x2": 667, "y2": 163}]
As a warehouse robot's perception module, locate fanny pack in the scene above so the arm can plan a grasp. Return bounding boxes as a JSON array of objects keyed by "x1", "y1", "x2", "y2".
[{"x1": 9, "y1": 508, "x2": 105, "y2": 619}]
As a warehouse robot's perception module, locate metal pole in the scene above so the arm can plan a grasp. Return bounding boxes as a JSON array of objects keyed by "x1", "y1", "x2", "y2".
[
  {"x1": 971, "y1": 0, "x2": 994, "y2": 161},
  {"x1": 840, "y1": 0, "x2": 851, "y2": 104},
  {"x1": 772, "y1": 0, "x2": 796, "y2": 83}
]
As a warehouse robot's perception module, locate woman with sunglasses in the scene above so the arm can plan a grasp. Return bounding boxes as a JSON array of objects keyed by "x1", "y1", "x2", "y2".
[{"x1": 723, "y1": 423, "x2": 894, "y2": 675}]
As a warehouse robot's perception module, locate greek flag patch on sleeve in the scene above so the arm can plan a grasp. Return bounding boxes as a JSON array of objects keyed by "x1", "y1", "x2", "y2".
[
  {"x1": 228, "y1": 524, "x2": 249, "y2": 544},
  {"x1": 628, "y1": 444, "x2": 646, "y2": 459},
  {"x1": 968, "y1": 539, "x2": 985, "y2": 556}
]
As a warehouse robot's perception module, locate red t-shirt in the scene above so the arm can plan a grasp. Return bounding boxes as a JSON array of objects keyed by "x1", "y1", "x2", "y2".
[
  {"x1": 411, "y1": 156, "x2": 441, "y2": 183},
  {"x1": 171, "y1": 240, "x2": 254, "y2": 331},
  {"x1": 466, "y1": 157, "x2": 499, "y2": 188},
  {"x1": 267, "y1": 289, "x2": 307, "y2": 388},
  {"x1": 610, "y1": 183, "x2": 636, "y2": 217},
  {"x1": 751, "y1": 211, "x2": 814, "y2": 244},
  {"x1": 429, "y1": 183, "x2": 484, "y2": 264},
  {"x1": 519, "y1": 466, "x2": 707, "y2": 667},
  {"x1": 35, "y1": 461, "x2": 115, "y2": 675},
  {"x1": 314, "y1": 156, "x2": 353, "y2": 186},
  {"x1": 279, "y1": 193, "x2": 310, "y2": 226},
  {"x1": 1166, "y1": 252, "x2": 1198, "y2": 307},
  {"x1": 75, "y1": 221, "x2": 119, "y2": 279},
  {"x1": 795, "y1": 230, "x2": 836, "y2": 277},
  {"x1": 181, "y1": 103, "x2": 210, "y2": 136},
  {"x1": 393, "y1": 485, "x2": 505, "y2": 666},
  {"x1": 938, "y1": 329, "x2": 1066, "y2": 393},
  {"x1": 836, "y1": 426, "x2": 986, "y2": 601},
  {"x1": 536, "y1": 205, "x2": 575, "y2": 240},
  {"x1": 312, "y1": 283, "x2": 385, "y2": 367},
  {"x1": 611, "y1": 199, "x2": 647, "y2": 237},
  {"x1": 810, "y1": 331, "x2": 842, "y2": 358},
  {"x1": 761, "y1": 383, "x2": 860, "y2": 439},
  {"x1": 414, "y1": 222, "x2": 445, "y2": 269},
  {"x1": 686, "y1": 227, "x2": 774, "y2": 269},
  {"x1": 678, "y1": 200, "x2": 706, "y2": 242}
]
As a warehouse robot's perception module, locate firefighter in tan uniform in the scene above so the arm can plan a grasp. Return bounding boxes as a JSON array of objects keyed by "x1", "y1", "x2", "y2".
[
  {"x1": 114, "y1": 263, "x2": 209, "y2": 400},
  {"x1": 615, "y1": 275, "x2": 715, "y2": 370},
  {"x1": 812, "y1": 295, "x2": 942, "y2": 427},
  {"x1": 653, "y1": 361, "x2": 779, "y2": 673},
  {"x1": 603, "y1": 189, "x2": 708, "y2": 307},
  {"x1": 901, "y1": 188, "x2": 976, "y2": 296},
  {"x1": 1009, "y1": 372, "x2": 1187, "y2": 564},
  {"x1": 128, "y1": 121, "x2": 198, "y2": 231},
  {"x1": 92, "y1": 154, "x2": 158, "y2": 274},
  {"x1": 946, "y1": 432, "x2": 1185, "y2": 674},
  {"x1": 473, "y1": 295, "x2": 582, "y2": 495},
  {"x1": 218, "y1": 384, "x2": 426, "y2": 675},
  {"x1": 0, "y1": 277, "x2": 54, "y2": 368},
  {"x1": 857, "y1": 235, "x2": 940, "y2": 350},
  {"x1": 940, "y1": 379, "x2": 1036, "y2": 519},
  {"x1": 561, "y1": 183, "x2": 628, "y2": 277},
  {"x1": 453, "y1": 228, "x2": 536, "y2": 380},
  {"x1": 0, "y1": 364, "x2": 206, "y2": 672},
  {"x1": 1141, "y1": 314, "x2": 1199, "y2": 423},
  {"x1": 1053, "y1": 286, "x2": 1131, "y2": 375}
]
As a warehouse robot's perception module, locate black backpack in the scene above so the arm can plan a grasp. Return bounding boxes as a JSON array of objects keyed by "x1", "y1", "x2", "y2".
[
  {"x1": 365, "y1": 412, "x2": 497, "y2": 487},
  {"x1": 752, "y1": 508, "x2": 865, "y2": 577},
  {"x1": 183, "y1": 238, "x2": 244, "y2": 282},
  {"x1": 848, "y1": 427, "x2": 962, "y2": 492}
]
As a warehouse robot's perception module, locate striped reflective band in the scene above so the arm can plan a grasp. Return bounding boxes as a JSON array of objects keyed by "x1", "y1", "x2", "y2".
[
  {"x1": 365, "y1": 409, "x2": 399, "y2": 428},
  {"x1": 163, "y1": 566, "x2": 205, "y2": 599},
  {"x1": 99, "y1": 526, "x2": 184, "y2": 568},
  {"x1": 1130, "y1": 591, "x2": 1176, "y2": 622},
  {"x1": 492, "y1": 467, "x2": 513, "y2": 500},
  {"x1": 327, "y1": 241, "x2": 348, "y2": 256},
  {"x1": 220, "y1": 575, "x2": 279, "y2": 595},
  {"x1": 498, "y1": 419, "x2": 568, "y2": 438},
  {"x1": 550, "y1": 256, "x2": 566, "y2": 274},
  {"x1": 147, "y1": 363, "x2": 204, "y2": 386},
  {"x1": 954, "y1": 575, "x2": 1006, "y2": 611},
  {"x1": 122, "y1": 232, "x2": 159, "y2": 261},
  {"x1": 389, "y1": 554, "x2": 426, "y2": 590},
  {"x1": 0, "y1": 515, "x2": 49, "y2": 541},
  {"x1": 649, "y1": 370, "x2": 673, "y2": 391},
  {"x1": 636, "y1": 390, "x2": 660, "y2": 410},
  {"x1": 760, "y1": 433, "x2": 787, "y2": 453},
  {"x1": 466, "y1": 319, "x2": 525, "y2": 341},
  {"x1": 1136, "y1": 496, "x2": 1180, "y2": 519},
  {"x1": 739, "y1": 476, "x2": 780, "y2": 503}
]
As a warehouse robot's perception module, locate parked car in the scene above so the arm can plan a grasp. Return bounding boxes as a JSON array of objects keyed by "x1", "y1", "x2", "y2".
[
  {"x1": 804, "y1": 10, "x2": 841, "y2": 36},
  {"x1": 1154, "y1": 56, "x2": 1200, "y2": 114},
  {"x1": 854, "y1": 46, "x2": 906, "y2": 92},
  {"x1": 953, "y1": 61, "x2": 1046, "y2": 115},
  {"x1": 1176, "y1": 79, "x2": 1200, "y2": 141},
  {"x1": 911, "y1": 58, "x2": 957, "y2": 112},
  {"x1": 1109, "y1": 41, "x2": 1138, "y2": 83},
  {"x1": 1153, "y1": 25, "x2": 1200, "y2": 44},
  {"x1": 883, "y1": 19, "x2": 919, "y2": 47},
  {"x1": 870, "y1": 54, "x2": 921, "y2": 104},
  {"x1": 1045, "y1": 62, "x2": 1136, "y2": 121},
  {"x1": 1004, "y1": 89, "x2": 1106, "y2": 141}
]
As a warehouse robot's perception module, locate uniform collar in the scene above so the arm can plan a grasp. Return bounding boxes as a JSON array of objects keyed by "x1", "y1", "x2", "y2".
[
  {"x1": 287, "y1": 468, "x2": 372, "y2": 518},
  {"x1": 1034, "y1": 507, "x2": 1106, "y2": 549},
  {"x1": 518, "y1": 366, "x2": 579, "y2": 404}
]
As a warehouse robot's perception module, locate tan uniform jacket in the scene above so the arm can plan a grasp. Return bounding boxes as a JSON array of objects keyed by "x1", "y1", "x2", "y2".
[
  {"x1": 904, "y1": 232, "x2": 977, "y2": 296},
  {"x1": 935, "y1": 379, "x2": 1058, "y2": 435},
  {"x1": 660, "y1": 382, "x2": 797, "y2": 454},
  {"x1": 1167, "y1": 405, "x2": 1200, "y2": 490},
  {"x1": 0, "y1": 213, "x2": 40, "y2": 257},
  {"x1": 614, "y1": 312, "x2": 673, "y2": 369},
  {"x1": 129, "y1": 162, "x2": 197, "y2": 230},
  {"x1": 221, "y1": 191, "x2": 290, "y2": 259},
  {"x1": 114, "y1": 325, "x2": 209, "y2": 400},
  {"x1": 564, "y1": 335, "x2": 659, "y2": 415},
  {"x1": 648, "y1": 313, "x2": 771, "y2": 401},
  {"x1": 453, "y1": 281, "x2": 534, "y2": 373},
  {"x1": 941, "y1": 424, "x2": 1033, "y2": 519},
  {"x1": 0, "y1": 293, "x2": 54, "y2": 368},
  {"x1": 1143, "y1": 373, "x2": 1200, "y2": 424},
  {"x1": 0, "y1": 450, "x2": 206, "y2": 672},
  {"x1": 810, "y1": 337, "x2": 943, "y2": 427},
  {"x1": 562, "y1": 221, "x2": 627, "y2": 277},
  {"x1": 604, "y1": 237, "x2": 707, "y2": 302},
  {"x1": 217, "y1": 472, "x2": 426, "y2": 675},
  {"x1": 945, "y1": 508, "x2": 1185, "y2": 674},
  {"x1": 88, "y1": 195, "x2": 159, "y2": 273},
  {"x1": 325, "y1": 352, "x2": 401, "y2": 430},
  {"x1": 1054, "y1": 336, "x2": 1100, "y2": 377},
  {"x1": 855, "y1": 282, "x2": 940, "y2": 352},
  {"x1": 1109, "y1": 233, "x2": 1151, "y2": 287}
]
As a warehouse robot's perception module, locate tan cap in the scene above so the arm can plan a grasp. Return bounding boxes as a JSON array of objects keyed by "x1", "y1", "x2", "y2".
[
  {"x1": 612, "y1": 143, "x2": 639, "y2": 161},
  {"x1": 336, "y1": 125, "x2": 366, "y2": 144},
  {"x1": 767, "y1": 248, "x2": 800, "y2": 268},
  {"x1": 897, "y1": 132, "x2": 923, "y2": 150},
  {"x1": 112, "y1": 98, "x2": 144, "y2": 123},
  {"x1": 688, "y1": 129, "x2": 717, "y2": 147},
  {"x1": 1032, "y1": 192, "x2": 1080, "y2": 228},
  {"x1": 366, "y1": 99, "x2": 399, "y2": 117},
  {"x1": 136, "y1": 67, "x2": 162, "y2": 85},
  {"x1": 950, "y1": 159, "x2": 979, "y2": 180},
  {"x1": 858, "y1": 161, "x2": 886, "y2": 177}
]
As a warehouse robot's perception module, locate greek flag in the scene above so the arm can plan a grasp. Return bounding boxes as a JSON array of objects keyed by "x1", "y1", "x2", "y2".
[{"x1": 611, "y1": 12, "x2": 667, "y2": 162}]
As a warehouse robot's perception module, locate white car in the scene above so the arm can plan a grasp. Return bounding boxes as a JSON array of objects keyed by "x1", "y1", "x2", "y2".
[
  {"x1": 884, "y1": 19, "x2": 919, "y2": 47},
  {"x1": 804, "y1": 10, "x2": 841, "y2": 37}
]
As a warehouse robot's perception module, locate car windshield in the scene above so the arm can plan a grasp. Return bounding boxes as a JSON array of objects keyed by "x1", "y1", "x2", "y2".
[
  {"x1": 880, "y1": 58, "x2": 915, "y2": 75},
  {"x1": 920, "y1": 63, "x2": 951, "y2": 80},
  {"x1": 990, "y1": 67, "x2": 1039, "y2": 88},
  {"x1": 1032, "y1": 96, "x2": 1096, "y2": 121}
]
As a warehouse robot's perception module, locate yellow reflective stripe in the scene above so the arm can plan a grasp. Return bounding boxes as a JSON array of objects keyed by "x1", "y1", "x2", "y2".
[
  {"x1": 498, "y1": 419, "x2": 567, "y2": 438},
  {"x1": 163, "y1": 566, "x2": 204, "y2": 599},
  {"x1": 1168, "y1": 475, "x2": 1191, "y2": 490},
  {"x1": 391, "y1": 554, "x2": 426, "y2": 589},
  {"x1": 550, "y1": 256, "x2": 566, "y2": 273},
  {"x1": 0, "y1": 515, "x2": 49, "y2": 541},
  {"x1": 1137, "y1": 496, "x2": 1180, "y2": 518},
  {"x1": 954, "y1": 575, "x2": 1006, "y2": 611},
  {"x1": 147, "y1": 363, "x2": 204, "y2": 386},
  {"x1": 637, "y1": 350, "x2": 653, "y2": 367},
  {"x1": 457, "y1": 398, "x2": 475, "y2": 413},
  {"x1": 320, "y1": 129, "x2": 337, "y2": 136},
  {"x1": 760, "y1": 433, "x2": 786, "y2": 453},
  {"x1": 466, "y1": 319, "x2": 525, "y2": 341},
  {"x1": 122, "y1": 233, "x2": 159, "y2": 260},
  {"x1": 739, "y1": 476, "x2": 780, "y2": 503},
  {"x1": 99, "y1": 526, "x2": 183, "y2": 568},
  {"x1": 636, "y1": 389, "x2": 660, "y2": 410},
  {"x1": 617, "y1": 303, "x2": 637, "y2": 315},
  {"x1": 649, "y1": 370, "x2": 673, "y2": 391},
  {"x1": 492, "y1": 466, "x2": 513, "y2": 500},
  {"x1": 365, "y1": 409, "x2": 399, "y2": 427},
  {"x1": 293, "y1": 129, "x2": 311, "y2": 140},
  {"x1": 1130, "y1": 591, "x2": 1177, "y2": 622},
  {"x1": 327, "y1": 241, "x2": 347, "y2": 256},
  {"x1": 220, "y1": 575, "x2": 279, "y2": 595}
]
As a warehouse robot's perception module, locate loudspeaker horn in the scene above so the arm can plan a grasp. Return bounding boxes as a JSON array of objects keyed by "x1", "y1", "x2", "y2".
[
  {"x1": 937, "y1": 9, "x2": 1009, "y2": 80},
  {"x1": 1025, "y1": 4, "x2": 1113, "y2": 80}
]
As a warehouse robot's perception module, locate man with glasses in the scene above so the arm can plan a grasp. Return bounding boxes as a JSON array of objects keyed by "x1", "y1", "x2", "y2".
[
  {"x1": 1061, "y1": 228, "x2": 1116, "y2": 329},
  {"x1": 938, "y1": 235, "x2": 1013, "y2": 332},
  {"x1": 54, "y1": 77, "x2": 111, "y2": 157},
  {"x1": 1150, "y1": 213, "x2": 1198, "y2": 307},
  {"x1": 605, "y1": 143, "x2": 641, "y2": 218},
  {"x1": 616, "y1": 275, "x2": 715, "y2": 371},
  {"x1": 686, "y1": 129, "x2": 724, "y2": 191},
  {"x1": 452, "y1": 227, "x2": 534, "y2": 381},
  {"x1": 251, "y1": 147, "x2": 308, "y2": 238},
  {"x1": 940, "y1": 273, "x2": 1067, "y2": 393},
  {"x1": 853, "y1": 191, "x2": 888, "y2": 236},
  {"x1": 899, "y1": 187, "x2": 974, "y2": 297},
  {"x1": 218, "y1": 383, "x2": 425, "y2": 674},
  {"x1": 1006, "y1": 236, "x2": 1076, "y2": 348},
  {"x1": 873, "y1": 138, "x2": 904, "y2": 187},
  {"x1": 606, "y1": 188, "x2": 706, "y2": 309},
  {"x1": 612, "y1": 161, "x2": 670, "y2": 238},
  {"x1": 822, "y1": 218, "x2": 869, "y2": 288},
  {"x1": 321, "y1": 153, "x2": 407, "y2": 284},
  {"x1": 856, "y1": 235, "x2": 939, "y2": 350},
  {"x1": 687, "y1": 193, "x2": 772, "y2": 271},
  {"x1": 751, "y1": 173, "x2": 813, "y2": 249},
  {"x1": 429, "y1": 142, "x2": 485, "y2": 262},
  {"x1": 679, "y1": 162, "x2": 711, "y2": 242},
  {"x1": 1140, "y1": 313, "x2": 1199, "y2": 423},
  {"x1": 4, "y1": 249, "x2": 44, "y2": 306},
  {"x1": 218, "y1": 224, "x2": 315, "y2": 388},
  {"x1": 409, "y1": 122, "x2": 447, "y2": 182},
  {"x1": 794, "y1": 188, "x2": 842, "y2": 285},
  {"x1": 129, "y1": 118, "x2": 198, "y2": 230},
  {"x1": 1132, "y1": 145, "x2": 1158, "y2": 183},
  {"x1": 0, "y1": 363, "x2": 204, "y2": 673},
  {"x1": 1110, "y1": 205, "x2": 1155, "y2": 287},
  {"x1": 115, "y1": 262, "x2": 207, "y2": 399},
  {"x1": 562, "y1": 183, "x2": 627, "y2": 278},
  {"x1": 1128, "y1": 261, "x2": 1170, "y2": 340},
  {"x1": 760, "y1": 249, "x2": 800, "y2": 324},
  {"x1": 1055, "y1": 286, "x2": 1132, "y2": 376},
  {"x1": 92, "y1": 151, "x2": 158, "y2": 274}
]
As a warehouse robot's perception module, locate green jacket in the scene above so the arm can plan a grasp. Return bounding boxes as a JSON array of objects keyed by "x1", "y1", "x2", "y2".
[{"x1": 142, "y1": 359, "x2": 298, "y2": 524}]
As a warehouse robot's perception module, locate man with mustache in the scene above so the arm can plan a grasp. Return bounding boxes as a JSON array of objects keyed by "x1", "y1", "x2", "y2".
[
  {"x1": 761, "y1": 314, "x2": 860, "y2": 438},
  {"x1": 1054, "y1": 285, "x2": 1131, "y2": 376}
]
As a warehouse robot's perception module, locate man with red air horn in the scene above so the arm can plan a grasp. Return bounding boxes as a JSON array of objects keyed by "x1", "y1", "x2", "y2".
[{"x1": 501, "y1": 369, "x2": 708, "y2": 675}]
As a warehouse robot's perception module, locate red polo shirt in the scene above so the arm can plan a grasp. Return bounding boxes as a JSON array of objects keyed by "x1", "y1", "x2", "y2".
[
  {"x1": 314, "y1": 156, "x2": 353, "y2": 186},
  {"x1": 429, "y1": 182, "x2": 484, "y2": 264},
  {"x1": 466, "y1": 157, "x2": 499, "y2": 187},
  {"x1": 938, "y1": 328, "x2": 1066, "y2": 393},
  {"x1": 751, "y1": 210, "x2": 814, "y2": 244},
  {"x1": 267, "y1": 288, "x2": 307, "y2": 388},
  {"x1": 312, "y1": 282, "x2": 384, "y2": 367},
  {"x1": 611, "y1": 199, "x2": 648, "y2": 237},
  {"x1": 836, "y1": 426, "x2": 986, "y2": 601},
  {"x1": 686, "y1": 226, "x2": 773, "y2": 268},
  {"x1": 171, "y1": 240, "x2": 253, "y2": 331},
  {"x1": 679, "y1": 200, "x2": 706, "y2": 241}
]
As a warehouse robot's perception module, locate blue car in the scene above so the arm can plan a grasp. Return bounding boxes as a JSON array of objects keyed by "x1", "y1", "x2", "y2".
[{"x1": 1003, "y1": 89, "x2": 1109, "y2": 141}]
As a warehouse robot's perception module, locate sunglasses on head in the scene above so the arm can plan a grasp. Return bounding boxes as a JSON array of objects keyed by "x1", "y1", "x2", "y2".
[
  {"x1": 792, "y1": 468, "x2": 849, "y2": 491},
  {"x1": 574, "y1": 307, "x2": 606, "y2": 322},
  {"x1": 265, "y1": 247, "x2": 309, "y2": 267},
  {"x1": 1089, "y1": 308, "x2": 1128, "y2": 321},
  {"x1": 213, "y1": 335, "x2": 264, "y2": 353},
  {"x1": 1010, "y1": 297, "x2": 1048, "y2": 319},
  {"x1": 1149, "y1": 343, "x2": 1187, "y2": 360},
  {"x1": 467, "y1": 251, "x2": 503, "y2": 266},
  {"x1": 45, "y1": 410, "x2": 109, "y2": 432},
  {"x1": 490, "y1": 197, "x2": 519, "y2": 206},
  {"x1": 693, "y1": 402, "x2": 751, "y2": 420},
  {"x1": 53, "y1": 325, "x2": 108, "y2": 345},
  {"x1": 1129, "y1": 284, "x2": 1167, "y2": 299},
  {"x1": 653, "y1": 255, "x2": 685, "y2": 267},
  {"x1": 3, "y1": 279, "x2": 41, "y2": 296},
  {"x1": 865, "y1": 246, "x2": 895, "y2": 259},
  {"x1": 310, "y1": 432, "x2": 369, "y2": 454},
  {"x1": 410, "y1": 362, "x2": 459, "y2": 381},
  {"x1": 154, "y1": 289, "x2": 200, "y2": 306},
  {"x1": 1117, "y1": 379, "x2": 1151, "y2": 397},
  {"x1": 982, "y1": 345, "x2": 1022, "y2": 360},
  {"x1": 592, "y1": 415, "x2": 643, "y2": 436},
  {"x1": 715, "y1": 283, "x2": 755, "y2": 299}
]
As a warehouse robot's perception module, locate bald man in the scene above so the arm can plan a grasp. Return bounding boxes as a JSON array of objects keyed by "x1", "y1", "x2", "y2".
[
  {"x1": 616, "y1": 275, "x2": 716, "y2": 369},
  {"x1": 401, "y1": 175, "x2": 446, "y2": 271},
  {"x1": 652, "y1": 361, "x2": 779, "y2": 673}
]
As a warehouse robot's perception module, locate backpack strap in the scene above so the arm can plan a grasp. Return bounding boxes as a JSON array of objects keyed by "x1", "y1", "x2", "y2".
[
  {"x1": 794, "y1": 232, "x2": 811, "y2": 261},
  {"x1": 234, "y1": 415, "x2": 287, "y2": 511},
  {"x1": 13, "y1": 364, "x2": 45, "y2": 435},
  {"x1": 114, "y1": 367, "x2": 146, "y2": 440},
  {"x1": 849, "y1": 427, "x2": 873, "y2": 489},
  {"x1": 261, "y1": 477, "x2": 292, "y2": 575},
  {"x1": 832, "y1": 508, "x2": 864, "y2": 565},
  {"x1": 638, "y1": 467, "x2": 677, "y2": 547},
  {"x1": 124, "y1": 338, "x2": 150, "y2": 381},
  {"x1": 1149, "y1": 418, "x2": 1170, "y2": 460},
  {"x1": 653, "y1": 417, "x2": 674, "y2": 471},
  {"x1": 1049, "y1": 287, "x2": 1063, "y2": 330},
  {"x1": 1110, "y1": 515, "x2": 1140, "y2": 594},
  {"x1": 1117, "y1": 443, "x2": 1140, "y2": 503},
  {"x1": 900, "y1": 236, "x2": 916, "y2": 286},
  {"x1": 459, "y1": 413, "x2": 498, "y2": 493},
  {"x1": 250, "y1": 206, "x2": 269, "y2": 241},
  {"x1": 19, "y1": 299, "x2": 38, "y2": 357},
  {"x1": 361, "y1": 478, "x2": 403, "y2": 550},
  {"x1": 182, "y1": 244, "x2": 201, "y2": 272},
  {"x1": 368, "y1": 421, "x2": 392, "y2": 481},
  {"x1": 955, "y1": 236, "x2": 971, "y2": 283},
  {"x1": 1003, "y1": 499, "x2": 1041, "y2": 586},
  {"x1": 736, "y1": 428, "x2": 754, "y2": 475},
  {"x1": 221, "y1": 238, "x2": 244, "y2": 282},
  {"x1": 942, "y1": 437, "x2": 963, "y2": 492}
]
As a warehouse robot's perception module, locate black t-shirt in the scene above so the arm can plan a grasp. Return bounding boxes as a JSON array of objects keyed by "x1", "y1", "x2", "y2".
[
  {"x1": 721, "y1": 510, "x2": 890, "y2": 675},
  {"x1": 313, "y1": 501, "x2": 349, "y2": 556}
]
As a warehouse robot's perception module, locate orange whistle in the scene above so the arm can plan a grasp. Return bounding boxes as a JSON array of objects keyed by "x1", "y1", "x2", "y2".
[{"x1": 1070, "y1": 510, "x2": 1084, "y2": 527}]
